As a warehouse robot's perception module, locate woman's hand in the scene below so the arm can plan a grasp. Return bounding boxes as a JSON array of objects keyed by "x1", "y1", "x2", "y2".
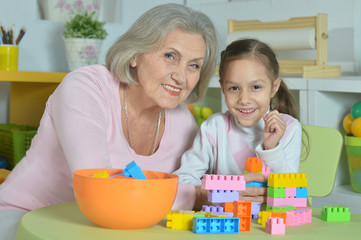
[
  {"x1": 239, "y1": 172, "x2": 267, "y2": 202},
  {"x1": 263, "y1": 110, "x2": 286, "y2": 150}
]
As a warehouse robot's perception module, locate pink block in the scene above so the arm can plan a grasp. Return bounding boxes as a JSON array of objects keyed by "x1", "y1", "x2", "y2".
[
  {"x1": 286, "y1": 209, "x2": 312, "y2": 226},
  {"x1": 202, "y1": 174, "x2": 246, "y2": 191},
  {"x1": 267, "y1": 196, "x2": 307, "y2": 208},
  {"x1": 265, "y1": 217, "x2": 285, "y2": 235},
  {"x1": 285, "y1": 188, "x2": 297, "y2": 198},
  {"x1": 262, "y1": 165, "x2": 271, "y2": 178}
]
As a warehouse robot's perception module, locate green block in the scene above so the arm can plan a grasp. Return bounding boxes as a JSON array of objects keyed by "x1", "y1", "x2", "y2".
[
  {"x1": 194, "y1": 212, "x2": 206, "y2": 218},
  {"x1": 266, "y1": 205, "x2": 297, "y2": 211},
  {"x1": 321, "y1": 206, "x2": 351, "y2": 222},
  {"x1": 267, "y1": 187, "x2": 285, "y2": 198}
]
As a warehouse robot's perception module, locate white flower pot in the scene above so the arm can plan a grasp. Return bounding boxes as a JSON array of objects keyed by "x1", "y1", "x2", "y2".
[
  {"x1": 38, "y1": 0, "x2": 102, "y2": 21},
  {"x1": 63, "y1": 37, "x2": 103, "y2": 71}
]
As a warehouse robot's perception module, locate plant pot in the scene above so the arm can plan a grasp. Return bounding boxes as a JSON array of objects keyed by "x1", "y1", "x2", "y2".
[
  {"x1": 63, "y1": 37, "x2": 103, "y2": 71},
  {"x1": 38, "y1": 0, "x2": 102, "y2": 21}
]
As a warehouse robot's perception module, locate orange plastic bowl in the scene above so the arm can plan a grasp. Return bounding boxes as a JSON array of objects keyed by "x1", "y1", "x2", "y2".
[{"x1": 73, "y1": 168, "x2": 179, "y2": 230}]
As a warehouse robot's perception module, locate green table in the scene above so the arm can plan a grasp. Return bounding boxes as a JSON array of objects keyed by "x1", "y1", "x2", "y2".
[{"x1": 16, "y1": 201, "x2": 361, "y2": 240}]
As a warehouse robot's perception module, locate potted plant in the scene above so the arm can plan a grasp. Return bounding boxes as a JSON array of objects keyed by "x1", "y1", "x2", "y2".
[{"x1": 63, "y1": 10, "x2": 107, "y2": 71}]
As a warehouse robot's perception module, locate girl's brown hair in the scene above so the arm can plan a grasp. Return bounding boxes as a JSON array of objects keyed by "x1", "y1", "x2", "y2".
[{"x1": 219, "y1": 38, "x2": 298, "y2": 119}]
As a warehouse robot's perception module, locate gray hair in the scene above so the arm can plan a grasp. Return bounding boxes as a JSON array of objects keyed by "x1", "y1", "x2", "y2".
[{"x1": 105, "y1": 3, "x2": 218, "y2": 103}]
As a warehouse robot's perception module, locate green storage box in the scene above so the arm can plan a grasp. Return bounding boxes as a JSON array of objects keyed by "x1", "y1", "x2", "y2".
[
  {"x1": 345, "y1": 136, "x2": 361, "y2": 193},
  {"x1": 0, "y1": 124, "x2": 37, "y2": 168}
]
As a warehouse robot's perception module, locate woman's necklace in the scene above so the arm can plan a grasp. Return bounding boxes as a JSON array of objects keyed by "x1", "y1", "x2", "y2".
[{"x1": 123, "y1": 87, "x2": 162, "y2": 155}]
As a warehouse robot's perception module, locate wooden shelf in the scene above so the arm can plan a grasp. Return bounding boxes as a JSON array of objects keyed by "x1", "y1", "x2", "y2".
[
  {"x1": 0, "y1": 71, "x2": 67, "y2": 83},
  {"x1": 1, "y1": 71, "x2": 67, "y2": 126}
]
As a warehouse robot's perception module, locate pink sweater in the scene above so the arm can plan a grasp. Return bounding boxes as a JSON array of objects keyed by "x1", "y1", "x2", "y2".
[{"x1": 0, "y1": 65, "x2": 198, "y2": 211}]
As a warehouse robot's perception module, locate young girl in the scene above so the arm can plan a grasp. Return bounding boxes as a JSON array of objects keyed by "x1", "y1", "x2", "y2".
[{"x1": 174, "y1": 38, "x2": 302, "y2": 209}]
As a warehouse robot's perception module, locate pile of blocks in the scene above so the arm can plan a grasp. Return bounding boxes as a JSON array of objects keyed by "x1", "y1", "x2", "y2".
[
  {"x1": 195, "y1": 174, "x2": 251, "y2": 233},
  {"x1": 257, "y1": 172, "x2": 311, "y2": 235}
]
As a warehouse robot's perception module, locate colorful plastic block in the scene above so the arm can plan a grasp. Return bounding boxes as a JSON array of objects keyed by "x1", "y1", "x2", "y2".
[
  {"x1": 267, "y1": 187, "x2": 286, "y2": 198},
  {"x1": 245, "y1": 157, "x2": 263, "y2": 172},
  {"x1": 266, "y1": 205, "x2": 296, "y2": 211},
  {"x1": 265, "y1": 217, "x2": 285, "y2": 235},
  {"x1": 285, "y1": 188, "x2": 297, "y2": 198},
  {"x1": 201, "y1": 174, "x2": 245, "y2": 191},
  {"x1": 246, "y1": 181, "x2": 267, "y2": 187},
  {"x1": 233, "y1": 201, "x2": 252, "y2": 217},
  {"x1": 268, "y1": 173, "x2": 307, "y2": 188},
  {"x1": 92, "y1": 170, "x2": 110, "y2": 178},
  {"x1": 267, "y1": 196, "x2": 307, "y2": 208},
  {"x1": 221, "y1": 202, "x2": 234, "y2": 213},
  {"x1": 258, "y1": 210, "x2": 286, "y2": 226},
  {"x1": 166, "y1": 210, "x2": 195, "y2": 230},
  {"x1": 285, "y1": 208, "x2": 312, "y2": 226},
  {"x1": 122, "y1": 160, "x2": 147, "y2": 179},
  {"x1": 251, "y1": 202, "x2": 261, "y2": 219},
  {"x1": 262, "y1": 165, "x2": 272, "y2": 178},
  {"x1": 321, "y1": 206, "x2": 351, "y2": 222},
  {"x1": 208, "y1": 190, "x2": 239, "y2": 203},
  {"x1": 166, "y1": 211, "x2": 184, "y2": 229},
  {"x1": 238, "y1": 216, "x2": 251, "y2": 232},
  {"x1": 202, "y1": 205, "x2": 233, "y2": 217},
  {"x1": 296, "y1": 187, "x2": 308, "y2": 198},
  {"x1": 192, "y1": 217, "x2": 239, "y2": 234}
]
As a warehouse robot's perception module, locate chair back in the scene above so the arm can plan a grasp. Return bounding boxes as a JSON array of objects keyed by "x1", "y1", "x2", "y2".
[{"x1": 299, "y1": 125, "x2": 343, "y2": 198}]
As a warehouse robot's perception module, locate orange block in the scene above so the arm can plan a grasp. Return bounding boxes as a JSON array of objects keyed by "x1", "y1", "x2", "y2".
[
  {"x1": 221, "y1": 202, "x2": 234, "y2": 213},
  {"x1": 245, "y1": 157, "x2": 262, "y2": 172},
  {"x1": 233, "y1": 201, "x2": 252, "y2": 217},
  {"x1": 239, "y1": 216, "x2": 251, "y2": 232}
]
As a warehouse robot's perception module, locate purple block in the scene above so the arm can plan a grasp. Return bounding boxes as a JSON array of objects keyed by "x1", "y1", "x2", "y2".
[
  {"x1": 251, "y1": 202, "x2": 261, "y2": 219},
  {"x1": 207, "y1": 190, "x2": 239, "y2": 203},
  {"x1": 201, "y1": 205, "x2": 234, "y2": 217}
]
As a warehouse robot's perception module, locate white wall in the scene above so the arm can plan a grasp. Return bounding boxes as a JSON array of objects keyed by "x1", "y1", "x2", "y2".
[{"x1": 0, "y1": 0, "x2": 359, "y2": 122}]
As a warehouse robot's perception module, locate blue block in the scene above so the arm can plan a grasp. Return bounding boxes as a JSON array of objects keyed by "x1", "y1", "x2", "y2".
[
  {"x1": 208, "y1": 190, "x2": 239, "y2": 203},
  {"x1": 246, "y1": 181, "x2": 267, "y2": 187},
  {"x1": 296, "y1": 187, "x2": 308, "y2": 198},
  {"x1": 111, "y1": 161, "x2": 147, "y2": 179},
  {"x1": 0, "y1": 157, "x2": 10, "y2": 169},
  {"x1": 192, "y1": 217, "x2": 239, "y2": 234},
  {"x1": 124, "y1": 161, "x2": 147, "y2": 179}
]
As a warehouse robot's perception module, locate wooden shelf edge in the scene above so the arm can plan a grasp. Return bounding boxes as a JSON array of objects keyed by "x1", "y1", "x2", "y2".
[{"x1": 0, "y1": 71, "x2": 68, "y2": 83}]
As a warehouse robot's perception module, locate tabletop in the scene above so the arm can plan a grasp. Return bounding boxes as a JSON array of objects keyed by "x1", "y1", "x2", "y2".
[{"x1": 15, "y1": 201, "x2": 361, "y2": 240}]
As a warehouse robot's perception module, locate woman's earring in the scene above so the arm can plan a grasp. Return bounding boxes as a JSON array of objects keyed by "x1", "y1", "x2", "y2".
[{"x1": 130, "y1": 58, "x2": 136, "y2": 68}]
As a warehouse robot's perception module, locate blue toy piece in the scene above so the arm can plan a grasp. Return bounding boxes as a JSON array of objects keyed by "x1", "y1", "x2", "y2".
[
  {"x1": 296, "y1": 187, "x2": 308, "y2": 198},
  {"x1": 246, "y1": 181, "x2": 267, "y2": 187},
  {"x1": 192, "y1": 217, "x2": 239, "y2": 234},
  {"x1": 111, "y1": 161, "x2": 147, "y2": 179},
  {"x1": 0, "y1": 157, "x2": 10, "y2": 170}
]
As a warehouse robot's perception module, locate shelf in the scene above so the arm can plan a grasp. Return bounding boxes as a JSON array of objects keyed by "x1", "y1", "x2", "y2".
[
  {"x1": 0, "y1": 71, "x2": 67, "y2": 83},
  {"x1": 312, "y1": 185, "x2": 361, "y2": 214}
]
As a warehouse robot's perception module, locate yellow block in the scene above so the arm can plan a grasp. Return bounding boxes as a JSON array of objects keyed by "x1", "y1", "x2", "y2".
[
  {"x1": 268, "y1": 173, "x2": 307, "y2": 188},
  {"x1": 258, "y1": 210, "x2": 285, "y2": 226},
  {"x1": 92, "y1": 170, "x2": 110, "y2": 178}
]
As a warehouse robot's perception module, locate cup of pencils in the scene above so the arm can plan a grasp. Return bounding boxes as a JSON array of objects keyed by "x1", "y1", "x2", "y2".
[{"x1": 0, "y1": 26, "x2": 26, "y2": 71}]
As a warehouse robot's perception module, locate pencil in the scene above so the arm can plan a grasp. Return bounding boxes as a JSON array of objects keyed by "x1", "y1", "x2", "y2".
[
  {"x1": 0, "y1": 25, "x2": 6, "y2": 44},
  {"x1": 16, "y1": 28, "x2": 26, "y2": 45}
]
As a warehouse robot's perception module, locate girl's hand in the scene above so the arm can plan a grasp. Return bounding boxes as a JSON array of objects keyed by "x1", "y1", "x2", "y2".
[
  {"x1": 263, "y1": 110, "x2": 286, "y2": 150},
  {"x1": 239, "y1": 172, "x2": 267, "y2": 202}
]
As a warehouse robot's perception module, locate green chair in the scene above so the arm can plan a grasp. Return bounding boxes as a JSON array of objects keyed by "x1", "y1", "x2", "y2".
[{"x1": 299, "y1": 125, "x2": 343, "y2": 205}]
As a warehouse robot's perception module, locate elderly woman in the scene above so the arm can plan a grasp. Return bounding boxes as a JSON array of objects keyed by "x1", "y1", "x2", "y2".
[{"x1": 0, "y1": 3, "x2": 218, "y2": 239}]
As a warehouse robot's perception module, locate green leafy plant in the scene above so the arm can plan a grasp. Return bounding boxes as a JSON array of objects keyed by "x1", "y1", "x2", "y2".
[{"x1": 63, "y1": 11, "x2": 107, "y2": 39}]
